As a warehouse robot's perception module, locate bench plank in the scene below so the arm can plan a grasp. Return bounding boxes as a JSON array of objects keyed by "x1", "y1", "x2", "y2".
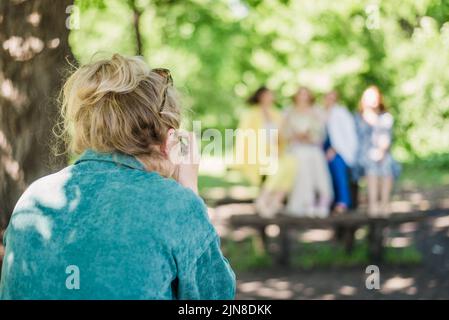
[
  {"x1": 228, "y1": 207, "x2": 449, "y2": 266},
  {"x1": 229, "y1": 208, "x2": 447, "y2": 229}
]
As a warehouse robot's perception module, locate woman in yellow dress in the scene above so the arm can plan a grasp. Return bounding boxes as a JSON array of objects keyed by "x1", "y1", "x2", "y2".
[
  {"x1": 234, "y1": 86, "x2": 298, "y2": 217},
  {"x1": 235, "y1": 86, "x2": 283, "y2": 186}
]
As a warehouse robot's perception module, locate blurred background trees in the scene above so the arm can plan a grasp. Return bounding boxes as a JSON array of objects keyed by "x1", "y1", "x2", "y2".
[{"x1": 71, "y1": 0, "x2": 449, "y2": 160}]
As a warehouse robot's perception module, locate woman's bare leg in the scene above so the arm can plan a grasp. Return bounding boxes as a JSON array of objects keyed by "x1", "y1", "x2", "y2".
[
  {"x1": 367, "y1": 175, "x2": 379, "y2": 217},
  {"x1": 380, "y1": 175, "x2": 393, "y2": 217},
  {"x1": 257, "y1": 189, "x2": 287, "y2": 218}
]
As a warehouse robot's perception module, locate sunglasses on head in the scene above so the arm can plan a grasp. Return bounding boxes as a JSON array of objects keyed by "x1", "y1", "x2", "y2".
[{"x1": 152, "y1": 68, "x2": 173, "y2": 112}]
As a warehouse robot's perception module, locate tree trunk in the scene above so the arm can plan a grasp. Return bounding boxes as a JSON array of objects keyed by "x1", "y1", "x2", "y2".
[
  {"x1": 0, "y1": 0, "x2": 74, "y2": 229},
  {"x1": 129, "y1": 0, "x2": 143, "y2": 56}
]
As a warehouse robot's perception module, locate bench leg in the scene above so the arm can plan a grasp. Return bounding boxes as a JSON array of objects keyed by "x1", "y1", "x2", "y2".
[
  {"x1": 368, "y1": 222, "x2": 385, "y2": 263},
  {"x1": 343, "y1": 226, "x2": 356, "y2": 254},
  {"x1": 253, "y1": 225, "x2": 268, "y2": 255},
  {"x1": 334, "y1": 225, "x2": 356, "y2": 254},
  {"x1": 278, "y1": 226, "x2": 291, "y2": 267}
]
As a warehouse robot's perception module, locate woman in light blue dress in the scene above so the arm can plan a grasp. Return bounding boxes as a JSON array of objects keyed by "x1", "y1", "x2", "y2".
[{"x1": 354, "y1": 86, "x2": 400, "y2": 217}]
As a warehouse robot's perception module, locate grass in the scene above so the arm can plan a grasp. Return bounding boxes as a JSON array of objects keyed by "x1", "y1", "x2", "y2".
[
  {"x1": 198, "y1": 173, "x2": 248, "y2": 194},
  {"x1": 222, "y1": 238, "x2": 272, "y2": 272},
  {"x1": 399, "y1": 161, "x2": 449, "y2": 188},
  {"x1": 292, "y1": 242, "x2": 422, "y2": 269},
  {"x1": 223, "y1": 236, "x2": 422, "y2": 272}
]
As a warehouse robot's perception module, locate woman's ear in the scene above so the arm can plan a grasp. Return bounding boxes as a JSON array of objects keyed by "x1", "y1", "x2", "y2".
[{"x1": 161, "y1": 128, "x2": 177, "y2": 158}]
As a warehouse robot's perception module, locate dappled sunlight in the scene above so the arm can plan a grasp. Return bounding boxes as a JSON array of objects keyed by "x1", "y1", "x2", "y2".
[
  {"x1": 203, "y1": 187, "x2": 227, "y2": 200},
  {"x1": 230, "y1": 228, "x2": 258, "y2": 242},
  {"x1": 381, "y1": 276, "x2": 415, "y2": 294},
  {"x1": 433, "y1": 215, "x2": 449, "y2": 229},
  {"x1": 238, "y1": 280, "x2": 263, "y2": 293},
  {"x1": 11, "y1": 211, "x2": 53, "y2": 241},
  {"x1": 2, "y1": 35, "x2": 44, "y2": 61},
  {"x1": 399, "y1": 222, "x2": 418, "y2": 234},
  {"x1": 235, "y1": 268, "x2": 442, "y2": 299},
  {"x1": 0, "y1": 130, "x2": 26, "y2": 187},
  {"x1": 410, "y1": 192, "x2": 424, "y2": 204},
  {"x1": 390, "y1": 196, "x2": 431, "y2": 212},
  {"x1": 354, "y1": 228, "x2": 368, "y2": 240},
  {"x1": 265, "y1": 279, "x2": 290, "y2": 290},
  {"x1": 388, "y1": 236, "x2": 412, "y2": 248},
  {"x1": 68, "y1": 186, "x2": 81, "y2": 212},
  {"x1": 238, "y1": 278, "x2": 294, "y2": 299},
  {"x1": 320, "y1": 294, "x2": 336, "y2": 300},
  {"x1": 5, "y1": 251, "x2": 14, "y2": 273},
  {"x1": 213, "y1": 203, "x2": 255, "y2": 220},
  {"x1": 47, "y1": 38, "x2": 60, "y2": 49},
  {"x1": 6, "y1": 166, "x2": 81, "y2": 242},
  {"x1": 212, "y1": 203, "x2": 256, "y2": 237},
  {"x1": 256, "y1": 287, "x2": 293, "y2": 299},
  {"x1": 390, "y1": 201, "x2": 412, "y2": 213},
  {"x1": 15, "y1": 167, "x2": 73, "y2": 212},
  {"x1": 300, "y1": 229, "x2": 333, "y2": 243},
  {"x1": 26, "y1": 12, "x2": 41, "y2": 27},
  {"x1": 405, "y1": 286, "x2": 418, "y2": 295},
  {"x1": 417, "y1": 200, "x2": 431, "y2": 211},
  {"x1": 1, "y1": 152, "x2": 24, "y2": 183},
  {"x1": 0, "y1": 78, "x2": 26, "y2": 107},
  {"x1": 0, "y1": 79, "x2": 20, "y2": 101},
  {"x1": 266, "y1": 224, "x2": 280, "y2": 238},
  {"x1": 441, "y1": 197, "x2": 449, "y2": 208},
  {"x1": 338, "y1": 285, "x2": 357, "y2": 296}
]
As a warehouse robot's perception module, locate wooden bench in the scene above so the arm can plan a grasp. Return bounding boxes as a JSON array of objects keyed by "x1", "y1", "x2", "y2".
[{"x1": 228, "y1": 208, "x2": 448, "y2": 266}]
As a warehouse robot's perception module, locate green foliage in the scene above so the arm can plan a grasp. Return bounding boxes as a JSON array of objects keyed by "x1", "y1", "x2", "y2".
[
  {"x1": 70, "y1": 0, "x2": 449, "y2": 159},
  {"x1": 222, "y1": 238, "x2": 272, "y2": 272}
]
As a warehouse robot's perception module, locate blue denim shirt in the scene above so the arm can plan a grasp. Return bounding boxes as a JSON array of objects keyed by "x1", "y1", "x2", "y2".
[{"x1": 0, "y1": 149, "x2": 235, "y2": 299}]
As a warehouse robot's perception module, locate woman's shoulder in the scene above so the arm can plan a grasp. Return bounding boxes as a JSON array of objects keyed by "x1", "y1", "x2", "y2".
[
  {"x1": 12, "y1": 165, "x2": 75, "y2": 214},
  {"x1": 379, "y1": 111, "x2": 394, "y2": 125}
]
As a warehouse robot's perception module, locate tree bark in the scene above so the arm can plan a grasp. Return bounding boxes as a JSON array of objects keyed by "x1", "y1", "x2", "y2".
[
  {"x1": 129, "y1": 0, "x2": 143, "y2": 56},
  {"x1": 0, "y1": 0, "x2": 74, "y2": 228}
]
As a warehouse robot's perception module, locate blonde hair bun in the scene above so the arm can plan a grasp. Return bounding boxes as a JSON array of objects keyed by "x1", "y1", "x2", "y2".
[{"x1": 59, "y1": 53, "x2": 181, "y2": 175}]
